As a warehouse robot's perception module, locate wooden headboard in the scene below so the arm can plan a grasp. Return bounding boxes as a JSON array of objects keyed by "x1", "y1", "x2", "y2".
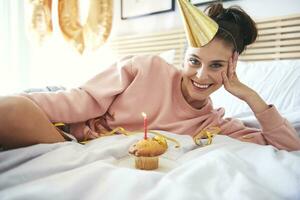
[
  {"x1": 109, "y1": 13, "x2": 300, "y2": 67},
  {"x1": 242, "y1": 13, "x2": 300, "y2": 61}
]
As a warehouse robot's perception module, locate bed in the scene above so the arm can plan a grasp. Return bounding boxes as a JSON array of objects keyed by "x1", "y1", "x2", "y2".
[{"x1": 1, "y1": 14, "x2": 300, "y2": 200}]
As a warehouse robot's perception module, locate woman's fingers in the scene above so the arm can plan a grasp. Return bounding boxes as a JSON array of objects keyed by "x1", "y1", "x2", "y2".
[
  {"x1": 222, "y1": 71, "x2": 229, "y2": 86},
  {"x1": 225, "y1": 51, "x2": 239, "y2": 89}
]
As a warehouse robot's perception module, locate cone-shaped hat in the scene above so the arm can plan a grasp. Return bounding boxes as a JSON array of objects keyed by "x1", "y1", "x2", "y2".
[{"x1": 177, "y1": 0, "x2": 218, "y2": 47}]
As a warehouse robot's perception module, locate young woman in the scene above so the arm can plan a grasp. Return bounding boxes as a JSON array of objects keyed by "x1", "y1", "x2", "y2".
[{"x1": 0, "y1": 3, "x2": 299, "y2": 151}]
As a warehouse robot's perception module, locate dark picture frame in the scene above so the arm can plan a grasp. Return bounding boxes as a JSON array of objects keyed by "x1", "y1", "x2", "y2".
[
  {"x1": 190, "y1": 0, "x2": 236, "y2": 6},
  {"x1": 121, "y1": 0, "x2": 175, "y2": 20}
]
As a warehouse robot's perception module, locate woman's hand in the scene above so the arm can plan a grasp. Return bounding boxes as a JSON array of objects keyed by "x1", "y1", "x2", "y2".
[
  {"x1": 221, "y1": 51, "x2": 269, "y2": 114},
  {"x1": 221, "y1": 51, "x2": 254, "y2": 100}
]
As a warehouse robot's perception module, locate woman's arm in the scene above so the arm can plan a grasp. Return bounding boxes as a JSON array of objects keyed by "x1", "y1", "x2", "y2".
[
  {"x1": 220, "y1": 51, "x2": 300, "y2": 151},
  {"x1": 22, "y1": 56, "x2": 135, "y2": 123},
  {"x1": 22, "y1": 88, "x2": 102, "y2": 123},
  {"x1": 221, "y1": 51, "x2": 270, "y2": 114}
]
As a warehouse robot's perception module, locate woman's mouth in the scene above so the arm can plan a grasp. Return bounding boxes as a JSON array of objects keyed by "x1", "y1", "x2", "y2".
[{"x1": 191, "y1": 80, "x2": 212, "y2": 90}]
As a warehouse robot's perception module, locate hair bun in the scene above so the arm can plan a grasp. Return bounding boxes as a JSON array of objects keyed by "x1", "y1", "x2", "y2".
[
  {"x1": 205, "y1": 3, "x2": 257, "y2": 52},
  {"x1": 206, "y1": 3, "x2": 225, "y2": 19}
]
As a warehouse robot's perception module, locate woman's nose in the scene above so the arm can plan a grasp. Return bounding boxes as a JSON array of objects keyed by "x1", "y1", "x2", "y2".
[{"x1": 196, "y1": 67, "x2": 208, "y2": 79}]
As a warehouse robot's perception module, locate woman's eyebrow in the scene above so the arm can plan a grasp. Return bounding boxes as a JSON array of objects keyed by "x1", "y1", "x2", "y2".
[
  {"x1": 188, "y1": 54, "x2": 227, "y2": 63},
  {"x1": 188, "y1": 54, "x2": 201, "y2": 59},
  {"x1": 211, "y1": 60, "x2": 227, "y2": 63}
]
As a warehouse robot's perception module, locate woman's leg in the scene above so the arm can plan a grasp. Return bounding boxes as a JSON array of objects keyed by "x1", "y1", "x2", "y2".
[{"x1": 0, "y1": 96, "x2": 66, "y2": 149}]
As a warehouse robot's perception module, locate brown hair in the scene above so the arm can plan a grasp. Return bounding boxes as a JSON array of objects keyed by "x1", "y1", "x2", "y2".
[{"x1": 205, "y1": 3, "x2": 257, "y2": 53}]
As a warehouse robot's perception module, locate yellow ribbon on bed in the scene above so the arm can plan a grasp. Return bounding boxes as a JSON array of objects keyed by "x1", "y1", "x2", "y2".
[
  {"x1": 193, "y1": 127, "x2": 221, "y2": 146},
  {"x1": 79, "y1": 127, "x2": 181, "y2": 148},
  {"x1": 54, "y1": 124, "x2": 220, "y2": 147}
]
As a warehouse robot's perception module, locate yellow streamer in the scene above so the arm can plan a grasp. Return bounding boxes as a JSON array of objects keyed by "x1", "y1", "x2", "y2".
[
  {"x1": 79, "y1": 127, "x2": 180, "y2": 148},
  {"x1": 53, "y1": 122, "x2": 65, "y2": 127},
  {"x1": 193, "y1": 127, "x2": 221, "y2": 146},
  {"x1": 55, "y1": 123, "x2": 219, "y2": 147}
]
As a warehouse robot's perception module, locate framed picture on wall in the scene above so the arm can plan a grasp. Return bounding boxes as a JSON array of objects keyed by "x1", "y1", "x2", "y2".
[
  {"x1": 190, "y1": 0, "x2": 236, "y2": 6},
  {"x1": 121, "y1": 0, "x2": 175, "y2": 20}
]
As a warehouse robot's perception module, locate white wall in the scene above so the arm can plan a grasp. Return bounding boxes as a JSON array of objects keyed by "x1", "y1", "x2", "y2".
[{"x1": 111, "y1": 0, "x2": 300, "y2": 36}]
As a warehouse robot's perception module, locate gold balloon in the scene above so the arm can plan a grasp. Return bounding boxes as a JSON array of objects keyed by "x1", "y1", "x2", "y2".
[
  {"x1": 177, "y1": 0, "x2": 218, "y2": 47},
  {"x1": 58, "y1": 0, "x2": 113, "y2": 54},
  {"x1": 28, "y1": 0, "x2": 53, "y2": 43}
]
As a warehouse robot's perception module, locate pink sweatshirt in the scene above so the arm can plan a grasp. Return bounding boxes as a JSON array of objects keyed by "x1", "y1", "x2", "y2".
[{"x1": 24, "y1": 55, "x2": 300, "y2": 151}]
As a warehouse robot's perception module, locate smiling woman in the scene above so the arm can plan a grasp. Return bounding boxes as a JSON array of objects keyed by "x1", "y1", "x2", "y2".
[
  {"x1": 1, "y1": 1, "x2": 300, "y2": 199},
  {"x1": 181, "y1": 38, "x2": 233, "y2": 109},
  {"x1": 0, "y1": 0, "x2": 299, "y2": 153}
]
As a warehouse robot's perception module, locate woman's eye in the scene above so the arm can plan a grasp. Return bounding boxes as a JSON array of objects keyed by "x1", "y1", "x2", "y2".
[
  {"x1": 210, "y1": 63, "x2": 222, "y2": 69},
  {"x1": 188, "y1": 58, "x2": 200, "y2": 65}
]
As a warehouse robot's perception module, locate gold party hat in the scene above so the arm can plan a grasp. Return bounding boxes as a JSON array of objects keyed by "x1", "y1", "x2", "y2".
[{"x1": 177, "y1": 0, "x2": 218, "y2": 47}]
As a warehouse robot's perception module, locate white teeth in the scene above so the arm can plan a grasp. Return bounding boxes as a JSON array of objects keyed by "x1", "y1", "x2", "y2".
[{"x1": 192, "y1": 81, "x2": 210, "y2": 89}]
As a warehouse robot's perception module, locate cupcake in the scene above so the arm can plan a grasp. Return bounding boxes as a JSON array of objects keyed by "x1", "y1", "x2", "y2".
[{"x1": 129, "y1": 136, "x2": 168, "y2": 170}]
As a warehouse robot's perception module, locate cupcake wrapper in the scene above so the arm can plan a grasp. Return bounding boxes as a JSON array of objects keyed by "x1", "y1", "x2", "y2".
[{"x1": 135, "y1": 156, "x2": 159, "y2": 170}]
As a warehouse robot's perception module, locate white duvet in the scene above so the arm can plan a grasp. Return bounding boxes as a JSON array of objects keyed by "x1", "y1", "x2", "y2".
[{"x1": 1, "y1": 132, "x2": 300, "y2": 200}]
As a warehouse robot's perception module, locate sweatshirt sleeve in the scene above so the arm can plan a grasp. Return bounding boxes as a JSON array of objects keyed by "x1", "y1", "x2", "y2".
[
  {"x1": 220, "y1": 105, "x2": 300, "y2": 151},
  {"x1": 21, "y1": 56, "x2": 135, "y2": 123}
]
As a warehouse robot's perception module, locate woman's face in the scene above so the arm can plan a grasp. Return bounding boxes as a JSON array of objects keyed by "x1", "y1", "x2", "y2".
[{"x1": 181, "y1": 38, "x2": 233, "y2": 108}]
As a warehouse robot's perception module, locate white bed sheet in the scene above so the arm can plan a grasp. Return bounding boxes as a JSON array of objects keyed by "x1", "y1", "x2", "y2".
[{"x1": 1, "y1": 132, "x2": 300, "y2": 200}]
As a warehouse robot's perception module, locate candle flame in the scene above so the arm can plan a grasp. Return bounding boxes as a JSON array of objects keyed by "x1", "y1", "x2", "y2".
[{"x1": 141, "y1": 112, "x2": 147, "y2": 118}]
